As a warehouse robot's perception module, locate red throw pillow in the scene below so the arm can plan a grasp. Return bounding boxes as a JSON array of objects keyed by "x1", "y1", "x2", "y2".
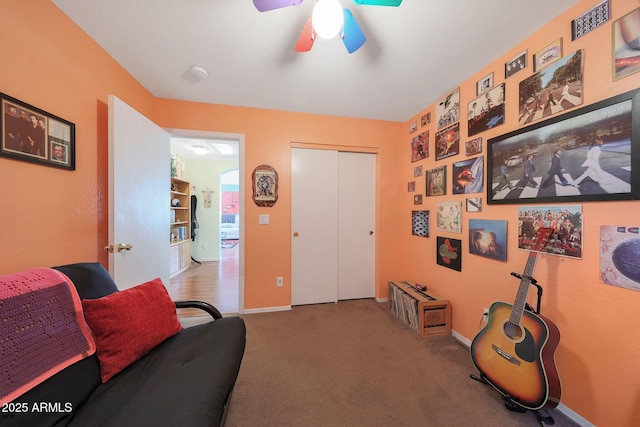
[{"x1": 81, "y1": 278, "x2": 183, "y2": 382}]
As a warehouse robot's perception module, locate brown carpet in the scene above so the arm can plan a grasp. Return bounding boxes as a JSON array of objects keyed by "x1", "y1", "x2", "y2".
[{"x1": 191, "y1": 299, "x2": 580, "y2": 427}]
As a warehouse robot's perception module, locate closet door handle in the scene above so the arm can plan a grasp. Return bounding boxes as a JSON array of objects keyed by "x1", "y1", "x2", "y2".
[
  {"x1": 369, "y1": 231, "x2": 374, "y2": 236},
  {"x1": 293, "y1": 232, "x2": 299, "y2": 237}
]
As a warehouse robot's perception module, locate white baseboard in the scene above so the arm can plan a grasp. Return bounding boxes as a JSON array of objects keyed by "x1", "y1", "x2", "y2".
[
  {"x1": 376, "y1": 297, "x2": 388, "y2": 303},
  {"x1": 243, "y1": 305, "x2": 291, "y2": 314}
]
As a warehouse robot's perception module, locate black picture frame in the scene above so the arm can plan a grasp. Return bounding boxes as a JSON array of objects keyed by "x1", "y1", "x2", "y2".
[
  {"x1": 1, "y1": 92, "x2": 75, "y2": 170},
  {"x1": 487, "y1": 88, "x2": 640, "y2": 205}
]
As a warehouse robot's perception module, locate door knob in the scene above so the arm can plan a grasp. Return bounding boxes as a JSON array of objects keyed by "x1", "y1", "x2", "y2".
[
  {"x1": 293, "y1": 232, "x2": 299, "y2": 237},
  {"x1": 117, "y1": 243, "x2": 133, "y2": 253},
  {"x1": 369, "y1": 231, "x2": 374, "y2": 236}
]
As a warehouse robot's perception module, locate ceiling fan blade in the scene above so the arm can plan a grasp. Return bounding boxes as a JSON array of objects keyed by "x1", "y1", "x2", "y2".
[
  {"x1": 352, "y1": 0, "x2": 402, "y2": 6},
  {"x1": 295, "y1": 16, "x2": 316, "y2": 52},
  {"x1": 253, "y1": 0, "x2": 304, "y2": 12},
  {"x1": 342, "y1": 9, "x2": 366, "y2": 54}
]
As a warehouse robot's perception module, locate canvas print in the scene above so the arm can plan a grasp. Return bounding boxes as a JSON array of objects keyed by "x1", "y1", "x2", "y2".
[
  {"x1": 425, "y1": 165, "x2": 446, "y2": 197},
  {"x1": 414, "y1": 194, "x2": 423, "y2": 205},
  {"x1": 518, "y1": 205, "x2": 583, "y2": 259},
  {"x1": 414, "y1": 165, "x2": 423, "y2": 177},
  {"x1": 411, "y1": 130, "x2": 429, "y2": 162},
  {"x1": 613, "y1": 8, "x2": 640, "y2": 81},
  {"x1": 435, "y1": 122, "x2": 460, "y2": 161},
  {"x1": 600, "y1": 225, "x2": 640, "y2": 291},
  {"x1": 477, "y1": 72, "x2": 494, "y2": 96},
  {"x1": 436, "y1": 201, "x2": 462, "y2": 233},
  {"x1": 468, "y1": 83, "x2": 505, "y2": 137},
  {"x1": 469, "y1": 219, "x2": 507, "y2": 261},
  {"x1": 436, "y1": 237, "x2": 462, "y2": 271},
  {"x1": 421, "y1": 112, "x2": 431, "y2": 127},
  {"x1": 408, "y1": 181, "x2": 416, "y2": 192},
  {"x1": 572, "y1": 0, "x2": 609, "y2": 41},
  {"x1": 435, "y1": 88, "x2": 460, "y2": 131},
  {"x1": 533, "y1": 38, "x2": 563, "y2": 72},
  {"x1": 465, "y1": 137, "x2": 482, "y2": 156},
  {"x1": 452, "y1": 156, "x2": 484, "y2": 195},
  {"x1": 519, "y1": 49, "x2": 583, "y2": 125},
  {"x1": 466, "y1": 197, "x2": 482, "y2": 212},
  {"x1": 412, "y1": 210, "x2": 430, "y2": 237}
]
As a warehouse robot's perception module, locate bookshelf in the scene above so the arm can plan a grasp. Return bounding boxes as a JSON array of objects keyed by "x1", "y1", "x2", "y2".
[
  {"x1": 170, "y1": 177, "x2": 191, "y2": 278},
  {"x1": 388, "y1": 281, "x2": 451, "y2": 337}
]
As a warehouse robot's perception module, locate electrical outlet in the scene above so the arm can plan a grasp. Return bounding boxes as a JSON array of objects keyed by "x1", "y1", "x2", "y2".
[
  {"x1": 482, "y1": 308, "x2": 489, "y2": 323},
  {"x1": 276, "y1": 277, "x2": 283, "y2": 287}
]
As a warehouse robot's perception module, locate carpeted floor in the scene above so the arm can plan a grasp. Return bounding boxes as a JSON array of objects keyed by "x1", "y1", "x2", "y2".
[{"x1": 181, "y1": 299, "x2": 580, "y2": 427}]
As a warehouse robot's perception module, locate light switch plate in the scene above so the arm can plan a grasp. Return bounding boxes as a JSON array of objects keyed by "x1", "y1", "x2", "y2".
[{"x1": 259, "y1": 214, "x2": 270, "y2": 225}]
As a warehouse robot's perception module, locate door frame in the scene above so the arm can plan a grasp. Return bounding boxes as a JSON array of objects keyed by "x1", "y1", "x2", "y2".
[
  {"x1": 166, "y1": 128, "x2": 246, "y2": 314},
  {"x1": 290, "y1": 142, "x2": 379, "y2": 304}
]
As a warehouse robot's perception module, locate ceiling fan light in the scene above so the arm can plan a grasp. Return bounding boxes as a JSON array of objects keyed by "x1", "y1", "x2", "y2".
[{"x1": 312, "y1": 0, "x2": 343, "y2": 39}]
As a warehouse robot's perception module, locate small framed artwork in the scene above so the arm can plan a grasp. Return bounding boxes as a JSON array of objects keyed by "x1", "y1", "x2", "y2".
[
  {"x1": 533, "y1": 38, "x2": 563, "y2": 72},
  {"x1": 469, "y1": 219, "x2": 507, "y2": 262},
  {"x1": 452, "y1": 156, "x2": 484, "y2": 195},
  {"x1": 505, "y1": 50, "x2": 527, "y2": 78},
  {"x1": 252, "y1": 164, "x2": 278, "y2": 207},
  {"x1": 519, "y1": 50, "x2": 583, "y2": 126},
  {"x1": 408, "y1": 181, "x2": 416, "y2": 192},
  {"x1": 435, "y1": 88, "x2": 460, "y2": 131},
  {"x1": 476, "y1": 72, "x2": 494, "y2": 96},
  {"x1": 426, "y1": 165, "x2": 446, "y2": 197},
  {"x1": 412, "y1": 210, "x2": 429, "y2": 237},
  {"x1": 518, "y1": 205, "x2": 583, "y2": 259},
  {"x1": 572, "y1": 0, "x2": 609, "y2": 41},
  {"x1": 411, "y1": 130, "x2": 429, "y2": 163},
  {"x1": 421, "y1": 112, "x2": 431, "y2": 127},
  {"x1": 465, "y1": 137, "x2": 482, "y2": 156},
  {"x1": 466, "y1": 197, "x2": 482, "y2": 212},
  {"x1": 1, "y1": 92, "x2": 75, "y2": 170},
  {"x1": 468, "y1": 84, "x2": 505, "y2": 137},
  {"x1": 435, "y1": 122, "x2": 460, "y2": 161},
  {"x1": 613, "y1": 8, "x2": 640, "y2": 81},
  {"x1": 436, "y1": 237, "x2": 462, "y2": 271},
  {"x1": 600, "y1": 225, "x2": 640, "y2": 292},
  {"x1": 413, "y1": 194, "x2": 423, "y2": 205},
  {"x1": 414, "y1": 165, "x2": 423, "y2": 177},
  {"x1": 436, "y1": 201, "x2": 462, "y2": 233},
  {"x1": 409, "y1": 121, "x2": 418, "y2": 134}
]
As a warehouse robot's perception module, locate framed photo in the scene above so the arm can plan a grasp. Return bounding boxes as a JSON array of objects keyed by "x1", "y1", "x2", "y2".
[
  {"x1": 412, "y1": 210, "x2": 429, "y2": 237},
  {"x1": 426, "y1": 165, "x2": 446, "y2": 197},
  {"x1": 408, "y1": 181, "x2": 416, "y2": 192},
  {"x1": 435, "y1": 88, "x2": 460, "y2": 131},
  {"x1": 505, "y1": 50, "x2": 527, "y2": 79},
  {"x1": 572, "y1": 0, "x2": 609, "y2": 41},
  {"x1": 1, "y1": 92, "x2": 75, "y2": 170},
  {"x1": 409, "y1": 121, "x2": 418, "y2": 134},
  {"x1": 413, "y1": 165, "x2": 423, "y2": 177},
  {"x1": 518, "y1": 205, "x2": 583, "y2": 259},
  {"x1": 436, "y1": 237, "x2": 462, "y2": 271},
  {"x1": 436, "y1": 201, "x2": 462, "y2": 233},
  {"x1": 252, "y1": 164, "x2": 278, "y2": 207},
  {"x1": 476, "y1": 72, "x2": 494, "y2": 96},
  {"x1": 413, "y1": 194, "x2": 423, "y2": 205},
  {"x1": 452, "y1": 156, "x2": 484, "y2": 195},
  {"x1": 421, "y1": 112, "x2": 431, "y2": 127},
  {"x1": 411, "y1": 130, "x2": 429, "y2": 162},
  {"x1": 519, "y1": 50, "x2": 583, "y2": 126},
  {"x1": 600, "y1": 225, "x2": 640, "y2": 291},
  {"x1": 533, "y1": 38, "x2": 563, "y2": 72},
  {"x1": 435, "y1": 122, "x2": 460, "y2": 160},
  {"x1": 488, "y1": 88, "x2": 640, "y2": 205},
  {"x1": 613, "y1": 8, "x2": 640, "y2": 81},
  {"x1": 466, "y1": 197, "x2": 482, "y2": 212},
  {"x1": 469, "y1": 219, "x2": 507, "y2": 261},
  {"x1": 465, "y1": 137, "x2": 482, "y2": 156},
  {"x1": 468, "y1": 83, "x2": 505, "y2": 137}
]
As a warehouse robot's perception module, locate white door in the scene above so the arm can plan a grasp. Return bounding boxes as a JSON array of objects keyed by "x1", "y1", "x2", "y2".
[
  {"x1": 291, "y1": 148, "x2": 376, "y2": 305},
  {"x1": 291, "y1": 148, "x2": 339, "y2": 305},
  {"x1": 108, "y1": 95, "x2": 170, "y2": 289},
  {"x1": 338, "y1": 152, "x2": 376, "y2": 300}
]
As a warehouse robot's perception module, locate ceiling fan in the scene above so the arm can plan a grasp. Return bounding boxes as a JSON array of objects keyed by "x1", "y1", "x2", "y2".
[{"x1": 253, "y1": 0, "x2": 403, "y2": 54}]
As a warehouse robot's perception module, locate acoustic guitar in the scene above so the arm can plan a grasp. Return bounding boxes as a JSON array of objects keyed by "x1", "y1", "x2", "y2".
[{"x1": 470, "y1": 227, "x2": 561, "y2": 411}]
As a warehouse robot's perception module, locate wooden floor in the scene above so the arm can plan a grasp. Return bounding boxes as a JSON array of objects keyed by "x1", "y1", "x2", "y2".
[{"x1": 169, "y1": 243, "x2": 239, "y2": 317}]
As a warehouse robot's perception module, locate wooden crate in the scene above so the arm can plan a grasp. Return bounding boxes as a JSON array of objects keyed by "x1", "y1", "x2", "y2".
[{"x1": 389, "y1": 280, "x2": 451, "y2": 337}]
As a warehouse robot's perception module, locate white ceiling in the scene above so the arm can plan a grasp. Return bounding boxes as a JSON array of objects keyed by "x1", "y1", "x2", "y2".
[{"x1": 52, "y1": 0, "x2": 579, "y2": 123}]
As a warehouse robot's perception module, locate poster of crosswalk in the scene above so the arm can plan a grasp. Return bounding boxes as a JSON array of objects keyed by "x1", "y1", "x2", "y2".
[{"x1": 488, "y1": 90, "x2": 637, "y2": 205}]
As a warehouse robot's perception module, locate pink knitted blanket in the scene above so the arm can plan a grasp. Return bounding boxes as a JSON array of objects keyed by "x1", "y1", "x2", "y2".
[{"x1": 0, "y1": 268, "x2": 96, "y2": 404}]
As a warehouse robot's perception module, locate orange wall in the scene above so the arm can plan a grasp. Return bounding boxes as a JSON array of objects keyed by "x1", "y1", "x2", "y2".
[
  {"x1": 1, "y1": 0, "x2": 638, "y2": 425},
  {"x1": 401, "y1": 1, "x2": 640, "y2": 425}
]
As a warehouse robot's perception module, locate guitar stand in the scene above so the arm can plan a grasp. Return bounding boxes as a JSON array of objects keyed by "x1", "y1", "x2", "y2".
[{"x1": 469, "y1": 277, "x2": 556, "y2": 426}]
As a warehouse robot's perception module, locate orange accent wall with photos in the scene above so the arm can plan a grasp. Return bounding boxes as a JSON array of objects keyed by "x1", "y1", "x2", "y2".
[{"x1": 1, "y1": 0, "x2": 639, "y2": 425}]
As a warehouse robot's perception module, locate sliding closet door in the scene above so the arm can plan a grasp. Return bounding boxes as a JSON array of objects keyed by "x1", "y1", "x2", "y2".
[
  {"x1": 338, "y1": 152, "x2": 376, "y2": 300},
  {"x1": 291, "y1": 148, "x2": 339, "y2": 305}
]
